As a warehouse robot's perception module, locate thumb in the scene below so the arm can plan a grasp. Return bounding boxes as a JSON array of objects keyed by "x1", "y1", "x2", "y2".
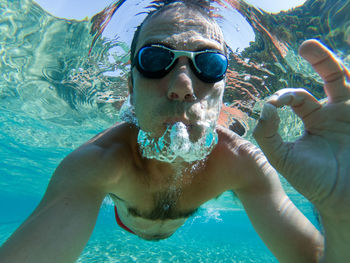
[{"x1": 253, "y1": 103, "x2": 287, "y2": 169}]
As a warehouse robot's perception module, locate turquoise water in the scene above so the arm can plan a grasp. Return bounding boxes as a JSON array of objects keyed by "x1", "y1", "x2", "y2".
[{"x1": 1, "y1": 0, "x2": 349, "y2": 262}]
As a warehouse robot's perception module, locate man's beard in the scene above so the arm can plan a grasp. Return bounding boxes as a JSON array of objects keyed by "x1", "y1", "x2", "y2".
[{"x1": 119, "y1": 96, "x2": 218, "y2": 163}]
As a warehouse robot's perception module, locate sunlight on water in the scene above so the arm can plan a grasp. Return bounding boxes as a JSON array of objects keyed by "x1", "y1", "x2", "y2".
[
  {"x1": 1, "y1": 0, "x2": 349, "y2": 151},
  {"x1": 0, "y1": 0, "x2": 349, "y2": 261}
]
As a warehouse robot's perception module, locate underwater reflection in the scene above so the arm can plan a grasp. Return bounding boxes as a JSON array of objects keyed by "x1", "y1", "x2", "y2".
[{"x1": 0, "y1": 0, "x2": 349, "y2": 144}]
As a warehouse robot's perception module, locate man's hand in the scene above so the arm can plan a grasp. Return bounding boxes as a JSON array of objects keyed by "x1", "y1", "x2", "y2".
[{"x1": 253, "y1": 39, "x2": 350, "y2": 219}]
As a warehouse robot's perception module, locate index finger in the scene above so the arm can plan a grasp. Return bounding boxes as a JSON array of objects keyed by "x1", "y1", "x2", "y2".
[{"x1": 298, "y1": 39, "x2": 350, "y2": 103}]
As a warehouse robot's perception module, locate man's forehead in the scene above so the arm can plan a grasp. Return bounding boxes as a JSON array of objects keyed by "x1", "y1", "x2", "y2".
[
  {"x1": 136, "y1": 7, "x2": 225, "y2": 51},
  {"x1": 141, "y1": 31, "x2": 224, "y2": 51}
]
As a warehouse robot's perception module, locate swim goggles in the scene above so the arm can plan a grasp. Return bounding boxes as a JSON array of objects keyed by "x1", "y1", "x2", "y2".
[{"x1": 133, "y1": 44, "x2": 228, "y2": 83}]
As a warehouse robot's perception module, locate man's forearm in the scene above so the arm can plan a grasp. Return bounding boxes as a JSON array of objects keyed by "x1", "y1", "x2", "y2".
[
  {"x1": 319, "y1": 214, "x2": 350, "y2": 263},
  {"x1": 234, "y1": 149, "x2": 325, "y2": 263},
  {"x1": 0, "y1": 187, "x2": 104, "y2": 263},
  {"x1": 237, "y1": 189, "x2": 324, "y2": 263}
]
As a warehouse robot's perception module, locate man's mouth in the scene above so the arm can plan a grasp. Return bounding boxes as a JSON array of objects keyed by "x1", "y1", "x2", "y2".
[
  {"x1": 164, "y1": 118, "x2": 190, "y2": 126},
  {"x1": 163, "y1": 123, "x2": 194, "y2": 129},
  {"x1": 137, "y1": 120, "x2": 218, "y2": 163},
  {"x1": 163, "y1": 118, "x2": 201, "y2": 129}
]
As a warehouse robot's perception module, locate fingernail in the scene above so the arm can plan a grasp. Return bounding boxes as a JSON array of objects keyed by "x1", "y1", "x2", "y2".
[{"x1": 260, "y1": 103, "x2": 276, "y2": 120}]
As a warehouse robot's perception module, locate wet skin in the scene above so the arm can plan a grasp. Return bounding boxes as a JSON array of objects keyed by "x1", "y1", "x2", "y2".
[
  {"x1": 75, "y1": 7, "x2": 324, "y2": 256},
  {"x1": 2, "y1": 3, "x2": 350, "y2": 263},
  {"x1": 131, "y1": 7, "x2": 225, "y2": 142},
  {"x1": 106, "y1": 7, "x2": 230, "y2": 240}
]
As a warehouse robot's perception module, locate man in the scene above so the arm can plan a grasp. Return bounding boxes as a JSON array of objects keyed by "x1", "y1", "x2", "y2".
[{"x1": 0, "y1": 1, "x2": 349, "y2": 262}]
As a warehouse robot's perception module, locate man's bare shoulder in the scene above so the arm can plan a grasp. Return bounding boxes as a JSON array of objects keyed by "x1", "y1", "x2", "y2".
[
  {"x1": 212, "y1": 125, "x2": 275, "y2": 191},
  {"x1": 84, "y1": 122, "x2": 137, "y2": 149},
  {"x1": 64, "y1": 122, "x2": 137, "y2": 167},
  {"x1": 215, "y1": 125, "x2": 262, "y2": 158},
  {"x1": 53, "y1": 122, "x2": 139, "y2": 193}
]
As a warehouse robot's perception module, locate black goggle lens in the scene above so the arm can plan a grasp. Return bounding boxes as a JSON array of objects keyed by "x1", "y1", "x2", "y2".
[
  {"x1": 195, "y1": 52, "x2": 228, "y2": 82},
  {"x1": 139, "y1": 46, "x2": 174, "y2": 73},
  {"x1": 135, "y1": 45, "x2": 228, "y2": 83}
]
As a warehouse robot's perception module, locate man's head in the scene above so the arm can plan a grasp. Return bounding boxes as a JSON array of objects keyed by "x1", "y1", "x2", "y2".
[
  {"x1": 121, "y1": 0, "x2": 227, "y2": 163},
  {"x1": 129, "y1": 0, "x2": 226, "y2": 65}
]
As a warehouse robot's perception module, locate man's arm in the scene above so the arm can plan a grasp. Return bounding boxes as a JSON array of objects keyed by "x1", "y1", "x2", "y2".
[
  {"x1": 253, "y1": 39, "x2": 350, "y2": 263},
  {"x1": 232, "y1": 142, "x2": 324, "y2": 263},
  {"x1": 0, "y1": 144, "x2": 112, "y2": 263}
]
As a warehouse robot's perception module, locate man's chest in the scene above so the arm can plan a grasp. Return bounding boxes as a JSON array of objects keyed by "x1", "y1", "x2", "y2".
[
  {"x1": 109, "y1": 163, "x2": 232, "y2": 239},
  {"x1": 113, "y1": 167, "x2": 227, "y2": 221}
]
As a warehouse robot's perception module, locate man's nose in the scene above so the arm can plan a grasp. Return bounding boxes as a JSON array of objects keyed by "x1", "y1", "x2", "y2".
[{"x1": 167, "y1": 57, "x2": 196, "y2": 102}]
